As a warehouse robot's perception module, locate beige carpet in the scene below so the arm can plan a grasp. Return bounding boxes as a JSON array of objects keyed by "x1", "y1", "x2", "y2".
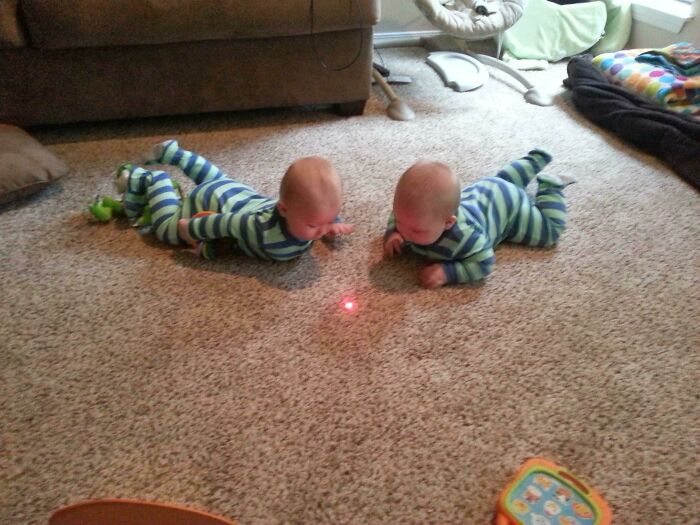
[{"x1": 1, "y1": 47, "x2": 698, "y2": 524}]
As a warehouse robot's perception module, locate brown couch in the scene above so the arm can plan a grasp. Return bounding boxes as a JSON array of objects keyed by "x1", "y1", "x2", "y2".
[{"x1": 0, "y1": 0, "x2": 379, "y2": 126}]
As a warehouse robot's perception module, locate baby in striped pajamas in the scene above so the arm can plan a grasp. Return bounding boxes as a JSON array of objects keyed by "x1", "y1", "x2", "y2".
[
  {"x1": 115, "y1": 140, "x2": 354, "y2": 260},
  {"x1": 384, "y1": 149, "x2": 574, "y2": 288}
]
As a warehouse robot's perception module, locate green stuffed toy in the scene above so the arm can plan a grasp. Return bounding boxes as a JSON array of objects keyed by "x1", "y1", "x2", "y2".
[
  {"x1": 87, "y1": 179, "x2": 182, "y2": 229},
  {"x1": 87, "y1": 195, "x2": 125, "y2": 222}
]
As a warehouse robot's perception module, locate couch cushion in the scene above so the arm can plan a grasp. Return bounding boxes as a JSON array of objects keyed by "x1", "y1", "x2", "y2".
[
  {"x1": 0, "y1": 0, "x2": 26, "y2": 48},
  {"x1": 0, "y1": 124, "x2": 68, "y2": 205},
  {"x1": 19, "y1": 0, "x2": 379, "y2": 50}
]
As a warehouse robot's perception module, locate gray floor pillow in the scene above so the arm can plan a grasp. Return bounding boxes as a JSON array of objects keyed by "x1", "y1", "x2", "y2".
[{"x1": 0, "y1": 124, "x2": 69, "y2": 205}]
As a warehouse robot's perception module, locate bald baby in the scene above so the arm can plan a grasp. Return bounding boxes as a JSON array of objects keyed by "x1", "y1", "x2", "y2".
[
  {"x1": 115, "y1": 139, "x2": 355, "y2": 262},
  {"x1": 275, "y1": 156, "x2": 351, "y2": 241},
  {"x1": 384, "y1": 149, "x2": 572, "y2": 289},
  {"x1": 391, "y1": 161, "x2": 461, "y2": 246}
]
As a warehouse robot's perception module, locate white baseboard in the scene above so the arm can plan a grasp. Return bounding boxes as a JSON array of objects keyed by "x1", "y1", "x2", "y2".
[{"x1": 373, "y1": 30, "x2": 443, "y2": 48}]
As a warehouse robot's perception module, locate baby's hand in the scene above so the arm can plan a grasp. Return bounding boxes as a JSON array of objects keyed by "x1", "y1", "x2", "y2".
[
  {"x1": 383, "y1": 231, "x2": 405, "y2": 257},
  {"x1": 419, "y1": 264, "x2": 448, "y2": 289},
  {"x1": 178, "y1": 219, "x2": 197, "y2": 247},
  {"x1": 323, "y1": 222, "x2": 355, "y2": 240}
]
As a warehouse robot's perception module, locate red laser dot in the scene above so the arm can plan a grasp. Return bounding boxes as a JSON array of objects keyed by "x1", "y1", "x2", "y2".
[{"x1": 344, "y1": 301, "x2": 354, "y2": 310}]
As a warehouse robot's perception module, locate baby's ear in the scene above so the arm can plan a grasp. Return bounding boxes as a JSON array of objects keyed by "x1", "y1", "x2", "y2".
[
  {"x1": 276, "y1": 201, "x2": 288, "y2": 217},
  {"x1": 444, "y1": 215, "x2": 457, "y2": 230}
]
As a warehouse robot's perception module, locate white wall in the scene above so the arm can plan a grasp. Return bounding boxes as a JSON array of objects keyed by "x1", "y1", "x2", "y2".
[
  {"x1": 377, "y1": 0, "x2": 699, "y2": 50},
  {"x1": 376, "y1": 0, "x2": 435, "y2": 33}
]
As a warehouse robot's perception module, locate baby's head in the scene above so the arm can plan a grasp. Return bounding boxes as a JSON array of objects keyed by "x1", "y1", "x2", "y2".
[
  {"x1": 392, "y1": 161, "x2": 460, "y2": 245},
  {"x1": 277, "y1": 156, "x2": 342, "y2": 241}
]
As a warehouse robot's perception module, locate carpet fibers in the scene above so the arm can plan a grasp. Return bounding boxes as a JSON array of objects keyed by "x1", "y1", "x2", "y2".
[{"x1": 1, "y1": 47, "x2": 698, "y2": 524}]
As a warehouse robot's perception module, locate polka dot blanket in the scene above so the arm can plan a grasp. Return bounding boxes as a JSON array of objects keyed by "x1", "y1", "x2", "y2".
[{"x1": 593, "y1": 46, "x2": 700, "y2": 118}]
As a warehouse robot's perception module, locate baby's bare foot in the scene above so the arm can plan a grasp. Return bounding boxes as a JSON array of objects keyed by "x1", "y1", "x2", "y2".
[
  {"x1": 142, "y1": 140, "x2": 173, "y2": 164},
  {"x1": 539, "y1": 173, "x2": 577, "y2": 188},
  {"x1": 557, "y1": 174, "x2": 578, "y2": 187}
]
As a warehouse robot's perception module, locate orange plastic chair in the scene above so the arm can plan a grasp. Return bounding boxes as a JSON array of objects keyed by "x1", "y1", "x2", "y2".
[{"x1": 49, "y1": 499, "x2": 237, "y2": 525}]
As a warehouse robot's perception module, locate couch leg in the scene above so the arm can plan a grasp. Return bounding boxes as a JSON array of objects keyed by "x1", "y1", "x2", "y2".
[{"x1": 335, "y1": 100, "x2": 367, "y2": 116}]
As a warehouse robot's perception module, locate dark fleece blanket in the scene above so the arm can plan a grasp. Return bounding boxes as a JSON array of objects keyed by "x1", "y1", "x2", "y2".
[{"x1": 564, "y1": 54, "x2": 700, "y2": 190}]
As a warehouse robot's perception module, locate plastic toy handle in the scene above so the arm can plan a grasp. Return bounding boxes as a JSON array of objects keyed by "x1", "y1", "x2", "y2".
[
  {"x1": 193, "y1": 211, "x2": 216, "y2": 219},
  {"x1": 494, "y1": 512, "x2": 513, "y2": 525},
  {"x1": 559, "y1": 470, "x2": 590, "y2": 494}
]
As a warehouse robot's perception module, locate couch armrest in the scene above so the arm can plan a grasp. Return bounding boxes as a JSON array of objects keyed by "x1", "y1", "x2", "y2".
[{"x1": 0, "y1": 0, "x2": 26, "y2": 48}]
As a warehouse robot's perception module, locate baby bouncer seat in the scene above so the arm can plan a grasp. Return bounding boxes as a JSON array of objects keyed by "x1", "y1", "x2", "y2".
[{"x1": 414, "y1": 0, "x2": 553, "y2": 106}]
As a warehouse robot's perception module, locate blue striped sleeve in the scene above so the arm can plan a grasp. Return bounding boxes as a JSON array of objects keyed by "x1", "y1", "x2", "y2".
[
  {"x1": 385, "y1": 213, "x2": 397, "y2": 238},
  {"x1": 442, "y1": 248, "x2": 496, "y2": 284},
  {"x1": 256, "y1": 210, "x2": 312, "y2": 261}
]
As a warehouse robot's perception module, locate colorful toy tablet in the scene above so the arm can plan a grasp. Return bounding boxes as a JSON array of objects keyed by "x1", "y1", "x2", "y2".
[{"x1": 495, "y1": 458, "x2": 611, "y2": 525}]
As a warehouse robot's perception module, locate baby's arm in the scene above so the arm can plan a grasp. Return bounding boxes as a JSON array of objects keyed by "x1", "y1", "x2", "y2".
[
  {"x1": 444, "y1": 248, "x2": 496, "y2": 283},
  {"x1": 420, "y1": 248, "x2": 496, "y2": 288},
  {"x1": 180, "y1": 211, "x2": 281, "y2": 260},
  {"x1": 179, "y1": 211, "x2": 241, "y2": 245},
  {"x1": 383, "y1": 213, "x2": 405, "y2": 256}
]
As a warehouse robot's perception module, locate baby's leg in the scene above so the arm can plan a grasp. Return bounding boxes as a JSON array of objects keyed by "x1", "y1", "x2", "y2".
[
  {"x1": 507, "y1": 174, "x2": 571, "y2": 247},
  {"x1": 146, "y1": 170, "x2": 192, "y2": 245},
  {"x1": 495, "y1": 149, "x2": 552, "y2": 189},
  {"x1": 116, "y1": 164, "x2": 152, "y2": 220},
  {"x1": 148, "y1": 139, "x2": 225, "y2": 185}
]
